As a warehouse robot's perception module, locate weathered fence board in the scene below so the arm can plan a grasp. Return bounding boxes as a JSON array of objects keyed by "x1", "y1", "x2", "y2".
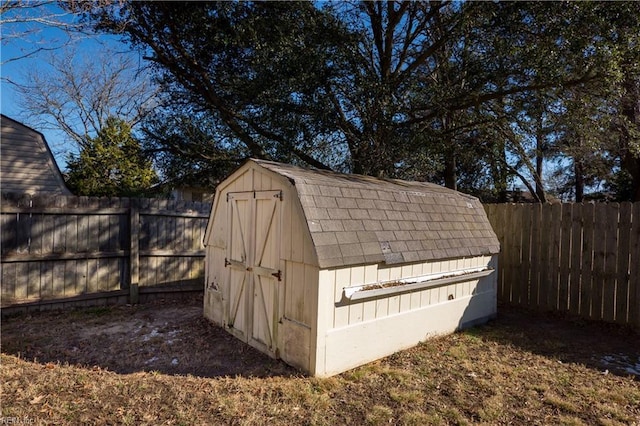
[
  {"x1": 569, "y1": 204, "x2": 583, "y2": 315},
  {"x1": 1, "y1": 194, "x2": 210, "y2": 308},
  {"x1": 529, "y1": 204, "x2": 542, "y2": 308},
  {"x1": 485, "y1": 202, "x2": 640, "y2": 328},
  {"x1": 631, "y1": 202, "x2": 640, "y2": 327},
  {"x1": 581, "y1": 203, "x2": 595, "y2": 318},
  {"x1": 616, "y1": 203, "x2": 632, "y2": 324},
  {"x1": 558, "y1": 204, "x2": 572, "y2": 311},
  {"x1": 519, "y1": 205, "x2": 532, "y2": 306}
]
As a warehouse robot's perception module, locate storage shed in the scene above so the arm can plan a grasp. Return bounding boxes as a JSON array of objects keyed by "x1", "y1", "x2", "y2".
[{"x1": 204, "y1": 159, "x2": 500, "y2": 376}]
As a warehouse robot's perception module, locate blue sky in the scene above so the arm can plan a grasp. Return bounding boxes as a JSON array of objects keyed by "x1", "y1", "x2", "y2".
[{"x1": 1, "y1": 3, "x2": 133, "y2": 170}]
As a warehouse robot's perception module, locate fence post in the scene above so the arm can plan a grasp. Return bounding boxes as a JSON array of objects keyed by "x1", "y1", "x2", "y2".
[{"x1": 129, "y1": 199, "x2": 140, "y2": 304}]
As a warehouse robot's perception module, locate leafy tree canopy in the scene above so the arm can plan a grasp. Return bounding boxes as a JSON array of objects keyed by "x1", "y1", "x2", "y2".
[
  {"x1": 78, "y1": 1, "x2": 640, "y2": 201},
  {"x1": 66, "y1": 116, "x2": 158, "y2": 196}
]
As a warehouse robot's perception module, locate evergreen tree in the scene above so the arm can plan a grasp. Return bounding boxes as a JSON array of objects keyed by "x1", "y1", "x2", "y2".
[{"x1": 66, "y1": 117, "x2": 158, "y2": 196}]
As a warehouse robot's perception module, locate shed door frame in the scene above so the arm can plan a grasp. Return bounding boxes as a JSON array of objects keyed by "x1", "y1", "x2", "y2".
[{"x1": 226, "y1": 190, "x2": 282, "y2": 356}]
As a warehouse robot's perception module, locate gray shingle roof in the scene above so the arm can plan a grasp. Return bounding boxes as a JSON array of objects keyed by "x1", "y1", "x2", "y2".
[{"x1": 254, "y1": 159, "x2": 500, "y2": 269}]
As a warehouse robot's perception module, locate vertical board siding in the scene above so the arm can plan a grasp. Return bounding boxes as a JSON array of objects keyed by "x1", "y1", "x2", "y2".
[
  {"x1": 485, "y1": 202, "x2": 640, "y2": 327},
  {"x1": 324, "y1": 255, "x2": 494, "y2": 330},
  {"x1": 1, "y1": 195, "x2": 210, "y2": 306}
]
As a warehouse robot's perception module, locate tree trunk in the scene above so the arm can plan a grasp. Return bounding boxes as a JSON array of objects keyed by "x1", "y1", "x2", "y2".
[
  {"x1": 534, "y1": 128, "x2": 547, "y2": 203},
  {"x1": 444, "y1": 152, "x2": 457, "y2": 190},
  {"x1": 623, "y1": 154, "x2": 640, "y2": 202},
  {"x1": 534, "y1": 153, "x2": 546, "y2": 203},
  {"x1": 574, "y1": 159, "x2": 584, "y2": 202},
  {"x1": 620, "y1": 74, "x2": 640, "y2": 201},
  {"x1": 493, "y1": 143, "x2": 509, "y2": 202}
]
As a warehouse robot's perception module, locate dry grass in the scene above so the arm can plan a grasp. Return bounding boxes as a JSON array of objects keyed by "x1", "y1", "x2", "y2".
[{"x1": 1, "y1": 296, "x2": 639, "y2": 425}]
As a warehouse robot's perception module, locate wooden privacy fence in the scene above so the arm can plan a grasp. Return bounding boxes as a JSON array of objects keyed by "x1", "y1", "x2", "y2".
[
  {"x1": 1, "y1": 194, "x2": 210, "y2": 309},
  {"x1": 484, "y1": 202, "x2": 640, "y2": 327}
]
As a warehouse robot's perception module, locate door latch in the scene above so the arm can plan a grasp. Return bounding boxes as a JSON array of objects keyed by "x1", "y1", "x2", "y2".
[{"x1": 271, "y1": 270, "x2": 282, "y2": 281}]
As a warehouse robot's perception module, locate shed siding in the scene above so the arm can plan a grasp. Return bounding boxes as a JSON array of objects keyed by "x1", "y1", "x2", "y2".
[
  {"x1": 322, "y1": 282, "x2": 496, "y2": 376},
  {"x1": 316, "y1": 254, "x2": 497, "y2": 376},
  {"x1": 284, "y1": 261, "x2": 318, "y2": 326},
  {"x1": 324, "y1": 255, "x2": 493, "y2": 330}
]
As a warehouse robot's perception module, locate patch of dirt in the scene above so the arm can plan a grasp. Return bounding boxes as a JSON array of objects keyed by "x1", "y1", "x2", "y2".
[{"x1": 0, "y1": 295, "x2": 295, "y2": 378}]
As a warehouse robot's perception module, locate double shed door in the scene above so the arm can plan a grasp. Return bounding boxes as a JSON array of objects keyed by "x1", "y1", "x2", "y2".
[{"x1": 226, "y1": 190, "x2": 282, "y2": 356}]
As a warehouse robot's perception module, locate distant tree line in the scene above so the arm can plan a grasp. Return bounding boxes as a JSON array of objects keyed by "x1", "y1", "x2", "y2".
[{"x1": 32, "y1": 1, "x2": 640, "y2": 201}]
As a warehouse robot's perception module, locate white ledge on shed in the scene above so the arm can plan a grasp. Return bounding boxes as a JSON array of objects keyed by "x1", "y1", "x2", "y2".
[{"x1": 336, "y1": 267, "x2": 494, "y2": 306}]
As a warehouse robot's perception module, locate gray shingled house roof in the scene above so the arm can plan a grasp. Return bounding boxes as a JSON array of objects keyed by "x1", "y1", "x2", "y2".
[{"x1": 253, "y1": 159, "x2": 500, "y2": 269}]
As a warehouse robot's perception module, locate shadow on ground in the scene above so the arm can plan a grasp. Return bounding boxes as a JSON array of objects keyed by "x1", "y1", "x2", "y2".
[
  {"x1": 470, "y1": 303, "x2": 640, "y2": 380},
  {"x1": 0, "y1": 295, "x2": 297, "y2": 378},
  {"x1": 3, "y1": 297, "x2": 638, "y2": 380}
]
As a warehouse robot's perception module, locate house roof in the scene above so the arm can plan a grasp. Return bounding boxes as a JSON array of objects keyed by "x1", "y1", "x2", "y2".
[
  {"x1": 1, "y1": 114, "x2": 71, "y2": 195},
  {"x1": 253, "y1": 159, "x2": 499, "y2": 269}
]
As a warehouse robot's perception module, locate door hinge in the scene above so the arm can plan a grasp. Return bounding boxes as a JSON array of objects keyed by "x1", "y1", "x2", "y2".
[
  {"x1": 271, "y1": 270, "x2": 282, "y2": 281},
  {"x1": 274, "y1": 190, "x2": 283, "y2": 200},
  {"x1": 224, "y1": 258, "x2": 231, "y2": 267}
]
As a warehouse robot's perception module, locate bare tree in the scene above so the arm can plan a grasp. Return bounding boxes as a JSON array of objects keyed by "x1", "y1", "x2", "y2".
[
  {"x1": 14, "y1": 46, "x2": 158, "y2": 153},
  {"x1": 1, "y1": 1, "x2": 86, "y2": 66}
]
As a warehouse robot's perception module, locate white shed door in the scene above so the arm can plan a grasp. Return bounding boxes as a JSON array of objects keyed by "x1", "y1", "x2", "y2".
[{"x1": 226, "y1": 190, "x2": 282, "y2": 355}]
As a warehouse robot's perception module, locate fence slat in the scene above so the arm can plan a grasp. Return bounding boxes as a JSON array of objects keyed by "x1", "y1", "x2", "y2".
[
  {"x1": 40, "y1": 261, "x2": 53, "y2": 299},
  {"x1": 30, "y1": 214, "x2": 43, "y2": 255},
  {"x1": 2, "y1": 262, "x2": 16, "y2": 301},
  {"x1": 17, "y1": 212, "x2": 30, "y2": 254},
  {"x1": 601, "y1": 204, "x2": 619, "y2": 322},
  {"x1": 502, "y1": 204, "x2": 514, "y2": 303},
  {"x1": 485, "y1": 204, "x2": 505, "y2": 299},
  {"x1": 630, "y1": 202, "x2": 640, "y2": 328},
  {"x1": 539, "y1": 205, "x2": 553, "y2": 310},
  {"x1": 27, "y1": 261, "x2": 40, "y2": 299},
  {"x1": 529, "y1": 204, "x2": 542, "y2": 308},
  {"x1": 42, "y1": 212, "x2": 54, "y2": 255},
  {"x1": 592, "y1": 204, "x2": 609, "y2": 320},
  {"x1": 615, "y1": 203, "x2": 632, "y2": 323},
  {"x1": 513, "y1": 204, "x2": 525, "y2": 304},
  {"x1": 1, "y1": 214, "x2": 16, "y2": 255},
  {"x1": 558, "y1": 204, "x2": 572, "y2": 311},
  {"x1": 130, "y1": 199, "x2": 140, "y2": 303},
  {"x1": 548, "y1": 203, "x2": 562, "y2": 310},
  {"x1": 580, "y1": 204, "x2": 595, "y2": 319},
  {"x1": 76, "y1": 259, "x2": 88, "y2": 295},
  {"x1": 569, "y1": 204, "x2": 583, "y2": 315},
  {"x1": 519, "y1": 205, "x2": 532, "y2": 306},
  {"x1": 15, "y1": 262, "x2": 28, "y2": 299}
]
